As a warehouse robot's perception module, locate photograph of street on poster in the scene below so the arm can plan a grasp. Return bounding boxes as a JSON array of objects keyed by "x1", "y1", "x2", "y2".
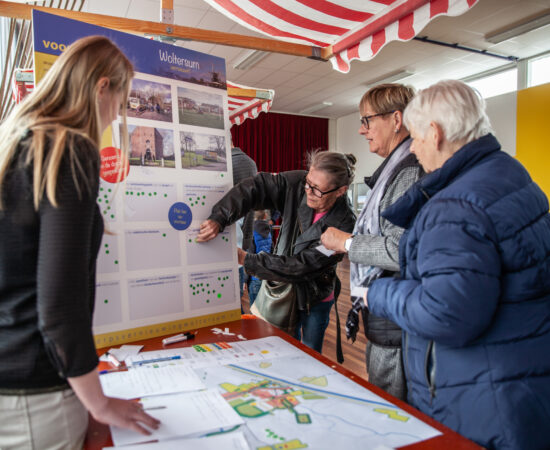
[{"x1": 127, "y1": 78, "x2": 173, "y2": 123}]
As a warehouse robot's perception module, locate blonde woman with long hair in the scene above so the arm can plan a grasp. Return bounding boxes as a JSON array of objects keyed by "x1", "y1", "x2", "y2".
[{"x1": 0, "y1": 36, "x2": 159, "y2": 449}]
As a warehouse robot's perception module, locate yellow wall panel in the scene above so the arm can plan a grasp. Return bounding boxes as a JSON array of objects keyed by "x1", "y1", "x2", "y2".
[{"x1": 516, "y1": 83, "x2": 550, "y2": 201}]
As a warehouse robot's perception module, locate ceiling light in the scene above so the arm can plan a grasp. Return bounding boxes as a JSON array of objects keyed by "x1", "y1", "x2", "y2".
[
  {"x1": 485, "y1": 11, "x2": 550, "y2": 44},
  {"x1": 233, "y1": 50, "x2": 268, "y2": 70},
  {"x1": 364, "y1": 70, "x2": 414, "y2": 87},
  {"x1": 299, "y1": 101, "x2": 333, "y2": 115}
]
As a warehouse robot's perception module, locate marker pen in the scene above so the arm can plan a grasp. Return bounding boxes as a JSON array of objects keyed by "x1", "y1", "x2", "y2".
[
  {"x1": 162, "y1": 333, "x2": 196, "y2": 346},
  {"x1": 106, "y1": 351, "x2": 122, "y2": 367}
]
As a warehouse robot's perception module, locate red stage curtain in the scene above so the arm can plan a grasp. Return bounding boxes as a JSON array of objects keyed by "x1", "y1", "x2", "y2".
[{"x1": 230, "y1": 112, "x2": 329, "y2": 172}]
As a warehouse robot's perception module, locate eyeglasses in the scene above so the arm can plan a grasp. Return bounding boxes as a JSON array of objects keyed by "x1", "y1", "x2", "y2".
[
  {"x1": 360, "y1": 110, "x2": 396, "y2": 129},
  {"x1": 304, "y1": 178, "x2": 342, "y2": 198}
]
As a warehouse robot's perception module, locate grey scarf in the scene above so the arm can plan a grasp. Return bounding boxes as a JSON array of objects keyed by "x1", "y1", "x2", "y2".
[{"x1": 350, "y1": 138, "x2": 412, "y2": 291}]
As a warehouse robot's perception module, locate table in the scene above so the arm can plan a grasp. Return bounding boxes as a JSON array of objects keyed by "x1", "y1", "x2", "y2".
[{"x1": 85, "y1": 315, "x2": 481, "y2": 449}]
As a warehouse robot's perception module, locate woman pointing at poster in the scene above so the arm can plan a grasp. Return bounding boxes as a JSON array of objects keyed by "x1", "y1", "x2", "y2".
[{"x1": 0, "y1": 36, "x2": 159, "y2": 448}]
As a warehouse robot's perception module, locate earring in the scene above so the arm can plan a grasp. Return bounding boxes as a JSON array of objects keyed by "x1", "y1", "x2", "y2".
[{"x1": 395, "y1": 128, "x2": 399, "y2": 133}]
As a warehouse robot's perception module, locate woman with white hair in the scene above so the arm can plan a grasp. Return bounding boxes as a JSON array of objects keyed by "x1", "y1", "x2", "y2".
[{"x1": 366, "y1": 80, "x2": 550, "y2": 449}]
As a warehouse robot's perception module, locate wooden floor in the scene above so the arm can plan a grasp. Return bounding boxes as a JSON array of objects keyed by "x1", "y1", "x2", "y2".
[{"x1": 241, "y1": 256, "x2": 368, "y2": 380}]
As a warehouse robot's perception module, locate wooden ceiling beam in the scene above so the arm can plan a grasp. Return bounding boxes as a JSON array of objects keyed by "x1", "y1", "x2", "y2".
[{"x1": 0, "y1": 0, "x2": 326, "y2": 60}]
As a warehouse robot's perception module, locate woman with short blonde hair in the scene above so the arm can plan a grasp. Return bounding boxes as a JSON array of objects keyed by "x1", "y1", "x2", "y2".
[{"x1": 0, "y1": 36, "x2": 159, "y2": 448}]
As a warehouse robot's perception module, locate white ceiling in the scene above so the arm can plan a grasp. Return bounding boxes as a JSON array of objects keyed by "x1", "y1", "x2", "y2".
[{"x1": 81, "y1": 0, "x2": 550, "y2": 119}]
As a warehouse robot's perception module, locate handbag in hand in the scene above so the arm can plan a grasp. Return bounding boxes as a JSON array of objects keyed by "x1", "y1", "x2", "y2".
[{"x1": 249, "y1": 279, "x2": 298, "y2": 335}]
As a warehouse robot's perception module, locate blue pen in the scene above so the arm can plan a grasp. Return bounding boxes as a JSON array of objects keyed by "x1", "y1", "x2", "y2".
[
  {"x1": 99, "y1": 368, "x2": 127, "y2": 375},
  {"x1": 132, "y1": 355, "x2": 181, "y2": 366}
]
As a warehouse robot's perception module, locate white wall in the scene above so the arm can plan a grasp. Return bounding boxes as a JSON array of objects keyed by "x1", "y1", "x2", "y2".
[
  {"x1": 485, "y1": 91, "x2": 516, "y2": 156},
  {"x1": 333, "y1": 110, "x2": 384, "y2": 182}
]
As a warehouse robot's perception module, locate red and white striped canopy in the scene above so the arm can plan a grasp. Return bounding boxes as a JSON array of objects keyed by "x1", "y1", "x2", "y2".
[
  {"x1": 204, "y1": 0, "x2": 479, "y2": 73},
  {"x1": 227, "y1": 81, "x2": 274, "y2": 126}
]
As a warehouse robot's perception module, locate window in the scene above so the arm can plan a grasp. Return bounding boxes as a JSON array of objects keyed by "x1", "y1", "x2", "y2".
[
  {"x1": 529, "y1": 53, "x2": 550, "y2": 87},
  {"x1": 466, "y1": 68, "x2": 518, "y2": 99}
]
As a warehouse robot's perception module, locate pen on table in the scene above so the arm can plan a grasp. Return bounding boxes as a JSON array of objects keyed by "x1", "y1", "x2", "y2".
[
  {"x1": 99, "y1": 367, "x2": 128, "y2": 375},
  {"x1": 143, "y1": 406, "x2": 167, "y2": 411},
  {"x1": 131, "y1": 355, "x2": 182, "y2": 366},
  {"x1": 162, "y1": 332, "x2": 196, "y2": 346},
  {"x1": 105, "y1": 351, "x2": 122, "y2": 367}
]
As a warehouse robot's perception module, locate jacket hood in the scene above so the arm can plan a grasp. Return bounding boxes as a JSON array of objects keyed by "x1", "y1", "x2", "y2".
[{"x1": 382, "y1": 133, "x2": 501, "y2": 229}]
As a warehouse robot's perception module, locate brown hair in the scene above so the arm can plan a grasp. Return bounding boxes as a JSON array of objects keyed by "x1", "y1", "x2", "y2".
[
  {"x1": 0, "y1": 35, "x2": 134, "y2": 209},
  {"x1": 307, "y1": 150, "x2": 356, "y2": 188},
  {"x1": 359, "y1": 83, "x2": 415, "y2": 115}
]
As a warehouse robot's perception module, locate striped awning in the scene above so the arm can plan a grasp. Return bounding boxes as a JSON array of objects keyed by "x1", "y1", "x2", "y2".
[
  {"x1": 203, "y1": 0, "x2": 479, "y2": 73},
  {"x1": 227, "y1": 81, "x2": 274, "y2": 126}
]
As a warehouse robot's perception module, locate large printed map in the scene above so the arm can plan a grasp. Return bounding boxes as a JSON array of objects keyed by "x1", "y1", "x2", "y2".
[{"x1": 191, "y1": 342, "x2": 440, "y2": 450}]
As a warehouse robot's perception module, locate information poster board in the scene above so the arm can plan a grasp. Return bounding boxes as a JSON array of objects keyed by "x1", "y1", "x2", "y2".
[{"x1": 33, "y1": 11, "x2": 240, "y2": 347}]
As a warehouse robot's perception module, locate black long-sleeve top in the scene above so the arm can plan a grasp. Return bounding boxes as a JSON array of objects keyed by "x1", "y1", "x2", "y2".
[{"x1": 0, "y1": 133, "x2": 103, "y2": 392}]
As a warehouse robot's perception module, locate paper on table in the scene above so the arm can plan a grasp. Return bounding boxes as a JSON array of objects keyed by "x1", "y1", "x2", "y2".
[
  {"x1": 100, "y1": 365, "x2": 205, "y2": 399},
  {"x1": 315, "y1": 244, "x2": 335, "y2": 257},
  {"x1": 99, "y1": 344, "x2": 143, "y2": 363},
  {"x1": 103, "y1": 432, "x2": 250, "y2": 450},
  {"x1": 125, "y1": 336, "x2": 301, "y2": 369},
  {"x1": 110, "y1": 389, "x2": 245, "y2": 447}
]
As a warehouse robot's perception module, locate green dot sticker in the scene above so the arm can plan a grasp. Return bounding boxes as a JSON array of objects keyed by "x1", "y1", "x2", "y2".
[
  {"x1": 217, "y1": 293, "x2": 222, "y2": 298},
  {"x1": 114, "y1": 260, "x2": 118, "y2": 265},
  {"x1": 104, "y1": 299, "x2": 108, "y2": 304}
]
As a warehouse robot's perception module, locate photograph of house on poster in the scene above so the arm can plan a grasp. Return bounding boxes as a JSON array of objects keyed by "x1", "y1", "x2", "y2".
[
  {"x1": 177, "y1": 87, "x2": 224, "y2": 130},
  {"x1": 125, "y1": 125, "x2": 175, "y2": 168}
]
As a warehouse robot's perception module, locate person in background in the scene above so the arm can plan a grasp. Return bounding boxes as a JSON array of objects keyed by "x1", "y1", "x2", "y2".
[
  {"x1": 321, "y1": 84, "x2": 423, "y2": 401},
  {"x1": 248, "y1": 209, "x2": 273, "y2": 307},
  {"x1": 197, "y1": 151, "x2": 356, "y2": 353},
  {"x1": 231, "y1": 144, "x2": 258, "y2": 307},
  {"x1": 0, "y1": 36, "x2": 159, "y2": 449},
  {"x1": 367, "y1": 80, "x2": 550, "y2": 449}
]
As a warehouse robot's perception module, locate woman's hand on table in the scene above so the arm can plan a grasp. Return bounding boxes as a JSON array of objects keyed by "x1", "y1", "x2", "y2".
[{"x1": 91, "y1": 397, "x2": 161, "y2": 436}]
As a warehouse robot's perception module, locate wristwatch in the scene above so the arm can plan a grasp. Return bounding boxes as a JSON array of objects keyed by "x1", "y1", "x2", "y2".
[{"x1": 344, "y1": 234, "x2": 355, "y2": 252}]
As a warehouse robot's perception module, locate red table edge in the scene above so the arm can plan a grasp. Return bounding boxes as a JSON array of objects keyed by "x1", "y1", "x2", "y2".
[{"x1": 86, "y1": 315, "x2": 481, "y2": 450}]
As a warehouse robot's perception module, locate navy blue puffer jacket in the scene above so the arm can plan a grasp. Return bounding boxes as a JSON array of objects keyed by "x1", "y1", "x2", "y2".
[{"x1": 368, "y1": 134, "x2": 550, "y2": 450}]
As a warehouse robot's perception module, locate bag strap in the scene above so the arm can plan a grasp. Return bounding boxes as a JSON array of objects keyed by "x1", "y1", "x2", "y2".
[{"x1": 334, "y1": 275, "x2": 344, "y2": 364}]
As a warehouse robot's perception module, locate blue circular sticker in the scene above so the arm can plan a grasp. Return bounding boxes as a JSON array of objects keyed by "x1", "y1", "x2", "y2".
[{"x1": 168, "y1": 202, "x2": 192, "y2": 230}]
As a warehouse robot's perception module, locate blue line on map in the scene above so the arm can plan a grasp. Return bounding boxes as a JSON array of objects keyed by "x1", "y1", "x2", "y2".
[{"x1": 227, "y1": 364, "x2": 395, "y2": 409}]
